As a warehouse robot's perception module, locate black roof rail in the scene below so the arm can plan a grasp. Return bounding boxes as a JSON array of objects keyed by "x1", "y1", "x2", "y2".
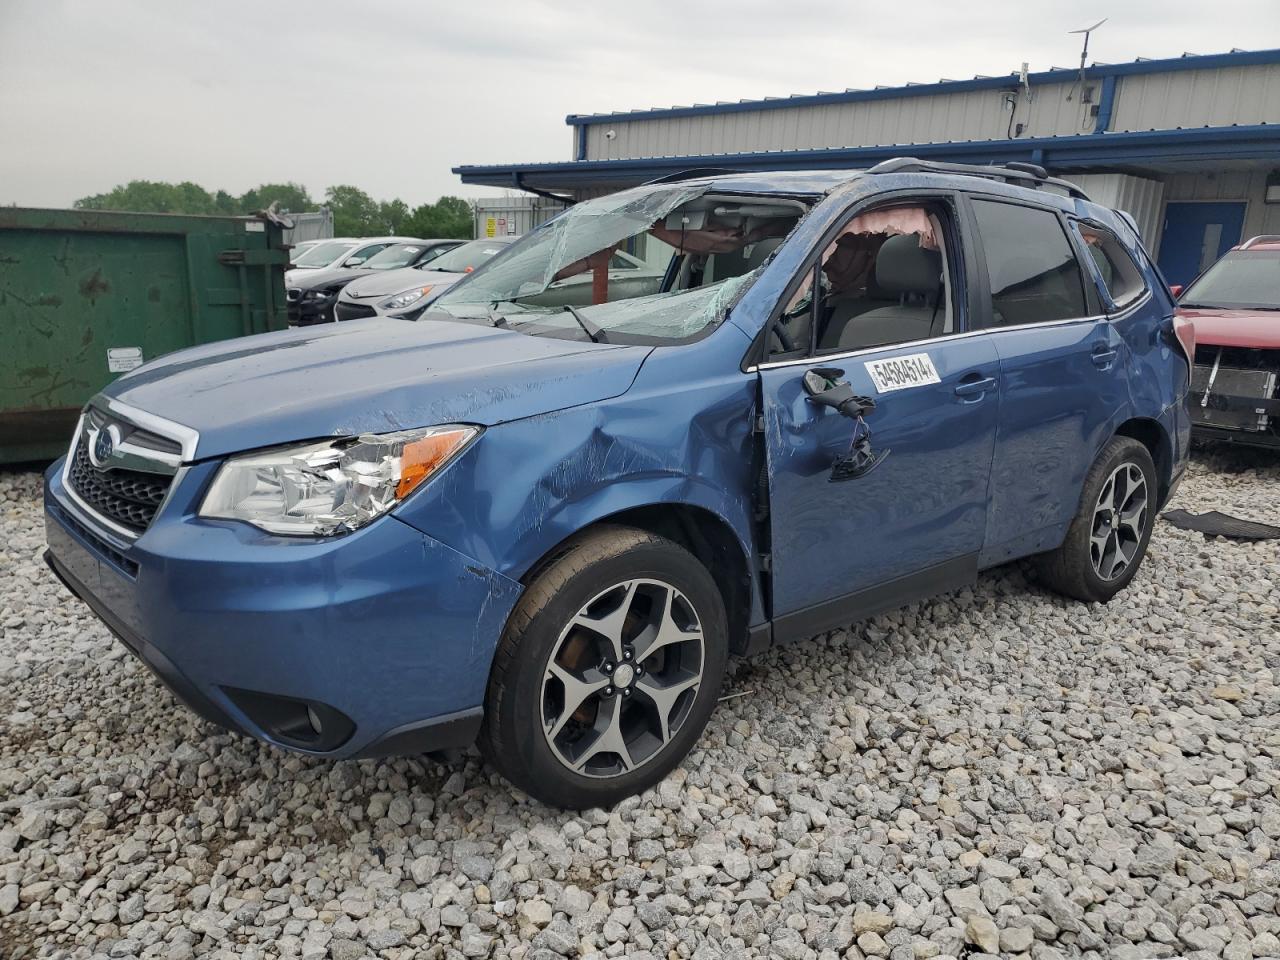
[
  {"x1": 865, "y1": 157, "x2": 1092, "y2": 201},
  {"x1": 643, "y1": 167, "x2": 746, "y2": 185}
]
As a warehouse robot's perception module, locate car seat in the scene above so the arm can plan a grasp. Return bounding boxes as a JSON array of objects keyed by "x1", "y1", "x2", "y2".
[{"x1": 832, "y1": 234, "x2": 943, "y2": 350}]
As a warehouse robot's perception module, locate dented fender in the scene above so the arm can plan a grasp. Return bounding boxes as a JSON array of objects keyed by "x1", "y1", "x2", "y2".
[{"x1": 394, "y1": 324, "x2": 768, "y2": 627}]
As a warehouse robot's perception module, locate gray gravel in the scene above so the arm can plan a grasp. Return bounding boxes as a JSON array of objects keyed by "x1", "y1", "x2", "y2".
[{"x1": 2, "y1": 449, "x2": 1278, "y2": 960}]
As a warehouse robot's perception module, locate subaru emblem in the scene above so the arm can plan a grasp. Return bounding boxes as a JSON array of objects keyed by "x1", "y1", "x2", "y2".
[{"x1": 91, "y1": 426, "x2": 116, "y2": 467}]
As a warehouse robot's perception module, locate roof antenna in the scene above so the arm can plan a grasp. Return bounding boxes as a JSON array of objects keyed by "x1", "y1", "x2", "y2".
[{"x1": 1067, "y1": 18, "x2": 1107, "y2": 99}]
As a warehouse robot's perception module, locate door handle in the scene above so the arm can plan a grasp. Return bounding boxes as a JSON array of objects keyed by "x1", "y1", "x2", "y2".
[
  {"x1": 954, "y1": 376, "x2": 997, "y2": 399},
  {"x1": 1091, "y1": 345, "x2": 1119, "y2": 367}
]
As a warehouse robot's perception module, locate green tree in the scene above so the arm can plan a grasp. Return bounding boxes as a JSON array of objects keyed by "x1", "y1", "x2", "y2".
[
  {"x1": 239, "y1": 182, "x2": 313, "y2": 213},
  {"x1": 74, "y1": 179, "x2": 217, "y2": 214},
  {"x1": 325, "y1": 184, "x2": 381, "y2": 236},
  {"x1": 213, "y1": 189, "x2": 240, "y2": 215},
  {"x1": 403, "y1": 196, "x2": 473, "y2": 239},
  {"x1": 378, "y1": 198, "x2": 410, "y2": 234}
]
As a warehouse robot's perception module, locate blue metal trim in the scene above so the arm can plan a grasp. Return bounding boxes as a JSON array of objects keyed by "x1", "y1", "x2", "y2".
[
  {"x1": 564, "y1": 48, "x2": 1280, "y2": 127},
  {"x1": 455, "y1": 124, "x2": 1280, "y2": 188},
  {"x1": 576, "y1": 124, "x2": 587, "y2": 161},
  {"x1": 1094, "y1": 75, "x2": 1118, "y2": 134}
]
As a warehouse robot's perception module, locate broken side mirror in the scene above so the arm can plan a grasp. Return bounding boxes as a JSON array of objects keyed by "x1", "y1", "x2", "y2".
[
  {"x1": 802, "y1": 367, "x2": 876, "y2": 420},
  {"x1": 801, "y1": 367, "x2": 889, "y2": 482}
]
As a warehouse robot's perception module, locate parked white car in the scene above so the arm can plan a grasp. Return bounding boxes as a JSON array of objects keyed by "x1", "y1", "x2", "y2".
[{"x1": 285, "y1": 236, "x2": 420, "y2": 286}]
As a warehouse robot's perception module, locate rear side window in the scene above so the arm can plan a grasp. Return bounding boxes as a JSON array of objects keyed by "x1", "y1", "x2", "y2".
[
  {"x1": 971, "y1": 200, "x2": 1088, "y2": 326},
  {"x1": 1079, "y1": 224, "x2": 1147, "y2": 309}
]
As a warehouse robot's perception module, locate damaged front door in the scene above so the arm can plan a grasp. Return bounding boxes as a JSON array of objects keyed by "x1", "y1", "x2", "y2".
[
  {"x1": 754, "y1": 195, "x2": 1000, "y2": 642},
  {"x1": 758, "y1": 337, "x2": 1001, "y2": 641}
]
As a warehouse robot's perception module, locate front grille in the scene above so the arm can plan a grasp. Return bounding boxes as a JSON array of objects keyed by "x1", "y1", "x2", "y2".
[
  {"x1": 68, "y1": 440, "x2": 172, "y2": 534},
  {"x1": 335, "y1": 301, "x2": 377, "y2": 322},
  {"x1": 85, "y1": 408, "x2": 182, "y2": 457}
]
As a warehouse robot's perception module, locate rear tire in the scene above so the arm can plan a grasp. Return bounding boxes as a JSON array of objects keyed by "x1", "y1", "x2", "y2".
[
  {"x1": 479, "y1": 525, "x2": 727, "y2": 809},
  {"x1": 1036, "y1": 436, "x2": 1157, "y2": 603}
]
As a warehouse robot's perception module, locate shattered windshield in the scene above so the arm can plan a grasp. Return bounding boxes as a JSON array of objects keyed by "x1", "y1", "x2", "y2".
[{"x1": 428, "y1": 183, "x2": 807, "y2": 343}]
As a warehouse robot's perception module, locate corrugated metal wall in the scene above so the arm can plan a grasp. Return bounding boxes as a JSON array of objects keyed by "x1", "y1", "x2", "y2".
[
  {"x1": 473, "y1": 196, "x2": 567, "y2": 238},
  {"x1": 581, "y1": 63, "x2": 1280, "y2": 162},
  {"x1": 282, "y1": 210, "x2": 333, "y2": 244},
  {"x1": 1063, "y1": 173, "x2": 1166, "y2": 248},
  {"x1": 1110, "y1": 63, "x2": 1280, "y2": 132},
  {"x1": 1161, "y1": 169, "x2": 1280, "y2": 247},
  {"x1": 585, "y1": 82, "x2": 1088, "y2": 161}
]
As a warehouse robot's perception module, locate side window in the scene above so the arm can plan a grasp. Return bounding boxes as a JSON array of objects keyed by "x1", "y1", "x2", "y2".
[
  {"x1": 970, "y1": 200, "x2": 1088, "y2": 327},
  {"x1": 345, "y1": 242, "x2": 391, "y2": 266},
  {"x1": 768, "y1": 203, "x2": 955, "y2": 359},
  {"x1": 609, "y1": 252, "x2": 639, "y2": 270},
  {"x1": 1077, "y1": 223, "x2": 1148, "y2": 309}
]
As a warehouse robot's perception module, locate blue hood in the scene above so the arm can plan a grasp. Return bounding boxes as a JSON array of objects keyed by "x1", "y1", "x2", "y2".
[{"x1": 103, "y1": 319, "x2": 650, "y2": 460}]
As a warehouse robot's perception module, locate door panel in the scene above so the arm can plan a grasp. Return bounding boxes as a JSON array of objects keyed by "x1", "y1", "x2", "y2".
[
  {"x1": 1157, "y1": 202, "x2": 1246, "y2": 287},
  {"x1": 760, "y1": 336, "x2": 1000, "y2": 619},
  {"x1": 981, "y1": 319, "x2": 1128, "y2": 563}
]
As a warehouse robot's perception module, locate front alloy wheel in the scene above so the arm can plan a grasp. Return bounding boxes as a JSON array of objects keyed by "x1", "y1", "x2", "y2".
[
  {"x1": 479, "y1": 526, "x2": 727, "y2": 809},
  {"x1": 541, "y1": 578, "x2": 704, "y2": 777}
]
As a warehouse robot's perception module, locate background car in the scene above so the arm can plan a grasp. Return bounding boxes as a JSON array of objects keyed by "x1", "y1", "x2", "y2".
[
  {"x1": 284, "y1": 236, "x2": 419, "y2": 287},
  {"x1": 1176, "y1": 235, "x2": 1280, "y2": 449},
  {"x1": 335, "y1": 236, "x2": 519, "y2": 321},
  {"x1": 287, "y1": 239, "x2": 464, "y2": 326},
  {"x1": 287, "y1": 238, "x2": 325, "y2": 263}
]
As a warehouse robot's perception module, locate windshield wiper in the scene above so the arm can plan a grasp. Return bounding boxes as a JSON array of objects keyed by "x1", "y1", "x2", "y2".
[{"x1": 563, "y1": 305, "x2": 608, "y2": 343}]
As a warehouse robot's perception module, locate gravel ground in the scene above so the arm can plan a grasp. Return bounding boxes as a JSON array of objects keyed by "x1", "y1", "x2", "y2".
[{"x1": 1, "y1": 450, "x2": 1277, "y2": 960}]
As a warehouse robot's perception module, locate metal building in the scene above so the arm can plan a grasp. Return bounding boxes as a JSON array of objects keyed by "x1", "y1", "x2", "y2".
[
  {"x1": 455, "y1": 47, "x2": 1280, "y2": 285},
  {"x1": 472, "y1": 195, "x2": 567, "y2": 239}
]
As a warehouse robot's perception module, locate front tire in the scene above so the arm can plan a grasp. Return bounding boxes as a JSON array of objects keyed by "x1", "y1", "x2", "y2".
[
  {"x1": 479, "y1": 526, "x2": 727, "y2": 809},
  {"x1": 1036, "y1": 436, "x2": 1157, "y2": 603}
]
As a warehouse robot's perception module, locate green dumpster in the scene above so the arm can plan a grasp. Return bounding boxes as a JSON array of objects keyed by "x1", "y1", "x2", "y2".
[{"x1": 0, "y1": 207, "x2": 291, "y2": 463}]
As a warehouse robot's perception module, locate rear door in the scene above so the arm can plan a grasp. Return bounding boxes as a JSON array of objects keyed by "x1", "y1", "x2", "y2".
[
  {"x1": 963, "y1": 195, "x2": 1130, "y2": 565},
  {"x1": 757, "y1": 192, "x2": 1001, "y2": 638}
]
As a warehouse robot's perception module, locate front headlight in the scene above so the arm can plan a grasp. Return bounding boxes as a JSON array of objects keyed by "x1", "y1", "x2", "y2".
[
  {"x1": 379, "y1": 285, "x2": 434, "y2": 311},
  {"x1": 304, "y1": 288, "x2": 335, "y2": 301},
  {"x1": 199, "y1": 425, "x2": 478, "y2": 536}
]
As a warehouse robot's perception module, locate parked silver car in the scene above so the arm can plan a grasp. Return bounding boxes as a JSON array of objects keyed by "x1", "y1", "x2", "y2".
[
  {"x1": 335, "y1": 237, "x2": 665, "y2": 321},
  {"x1": 285, "y1": 236, "x2": 420, "y2": 287}
]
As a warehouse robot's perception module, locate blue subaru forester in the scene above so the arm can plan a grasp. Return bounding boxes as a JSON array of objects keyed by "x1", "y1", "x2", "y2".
[{"x1": 44, "y1": 160, "x2": 1191, "y2": 809}]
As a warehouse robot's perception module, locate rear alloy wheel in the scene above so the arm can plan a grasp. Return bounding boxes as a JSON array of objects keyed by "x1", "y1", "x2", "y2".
[
  {"x1": 1088, "y1": 462, "x2": 1149, "y2": 582},
  {"x1": 1036, "y1": 436, "x2": 1157, "y2": 603},
  {"x1": 479, "y1": 526, "x2": 727, "y2": 809}
]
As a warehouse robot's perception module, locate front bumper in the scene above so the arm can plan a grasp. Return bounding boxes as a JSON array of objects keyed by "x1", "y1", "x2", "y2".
[
  {"x1": 43, "y1": 461, "x2": 522, "y2": 759},
  {"x1": 334, "y1": 298, "x2": 379, "y2": 322},
  {"x1": 286, "y1": 296, "x2": 336, "y2": 326},
  {"x1": 1190, "y1": 421, "x2": 1280, "y2": 449}
]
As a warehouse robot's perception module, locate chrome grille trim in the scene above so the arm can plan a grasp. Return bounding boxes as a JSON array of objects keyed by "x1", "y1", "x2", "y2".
[{"x1": 60, "y1": 403, "x2": 200, "y2": 541}]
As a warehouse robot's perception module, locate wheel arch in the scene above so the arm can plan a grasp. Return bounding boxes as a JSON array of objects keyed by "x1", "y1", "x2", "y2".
[
  {"x1": 518, "y1": 501, "x2": 759, "y2": 657},
  {"x1": 1113, "y1": 417, "x2": 1174, "y2": 506}
]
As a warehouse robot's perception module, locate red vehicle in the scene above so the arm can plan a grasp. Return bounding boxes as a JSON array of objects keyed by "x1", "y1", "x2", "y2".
[{"x1": 1175, "y1": 235, "x2": 1280, "y2": 449}]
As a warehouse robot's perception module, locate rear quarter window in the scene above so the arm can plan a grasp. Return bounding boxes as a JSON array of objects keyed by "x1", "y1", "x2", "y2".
[{"x1": 1079, "y1": 223, "x2": 1147, "y2": 309}]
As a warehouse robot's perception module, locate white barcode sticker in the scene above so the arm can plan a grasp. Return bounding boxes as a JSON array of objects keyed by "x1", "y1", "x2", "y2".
[{"x1": 864, "y1": 353, "x2": 941, "y2": 393}]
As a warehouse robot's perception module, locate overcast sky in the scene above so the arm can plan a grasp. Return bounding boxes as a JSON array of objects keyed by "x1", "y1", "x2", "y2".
[{"x1": 3, "y1": 1, "x2": 1279, "y2": 209}]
